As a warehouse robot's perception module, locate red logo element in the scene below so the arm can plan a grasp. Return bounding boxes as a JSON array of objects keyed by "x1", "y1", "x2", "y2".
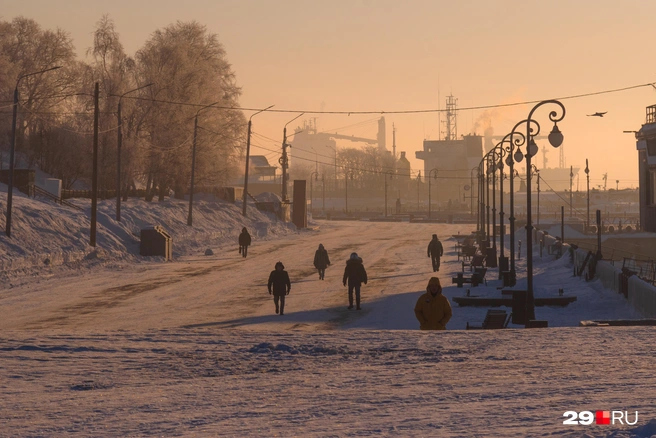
[{"x1": 596, "y1": 410, "x2": 611, "y2": 425}]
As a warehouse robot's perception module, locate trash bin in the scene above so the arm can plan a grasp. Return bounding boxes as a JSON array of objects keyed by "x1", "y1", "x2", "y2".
[
  {"x1": 140, "y1": 226, "x2": 172, "y2": 260},
  {"x1": 512, "y1": 290, "x2": 528, "y2": 325}
]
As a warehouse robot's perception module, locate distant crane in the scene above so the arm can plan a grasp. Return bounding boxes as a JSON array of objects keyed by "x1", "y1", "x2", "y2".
[{"x1": 603, "y1": 173, "x2": 608, "y2": 191}]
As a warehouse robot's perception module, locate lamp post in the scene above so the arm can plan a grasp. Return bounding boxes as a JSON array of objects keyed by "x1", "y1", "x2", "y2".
[
  {"x1": 322, "y1": 174, "x2": 326, "y2": 214},
  {"x1": 493, "y1": 141, "x2": 509, "y2": 277},
  {"x1": 428, "y1": 168, "x2": 438, "y2": 219},
  {"x1": 522, "y1": 100, "x2": 566, "y2": 324},
  {"x1": 344, "y1": 171, "x2": 353, "y2": 214},
  {"x1": 327, "y1": 144, "x2": 337, "y2": 194},
  {"x1": 530, "y1": 164, "x2": 540, "y2": 228},
  {"x1": 506, "y1": 119, "x2": 533, "y2": 286},
  {"x1": 384, "y1": 170, "x2": 394, "y2": 217},
  {"x1": 470, "y1": 166, "x2": 478, "y2": 221},
  {"x1": 485, "y1": 155, "x2": 491, "y2": 242},
  {"x1": 585, "y1": 159, "x2": 590, "y2": 232},
  {"x1": 5, "y1": 65, "x2": 62, "y2": 238},
  {"x1": 309, "y1": 171, "x2": 319, "y2": 214},
  {"x1": 281, "y1": 113, "x2": 304, "y2": 202},
  {"x1": 188, "y1": 100, "x2": 221, "y2": 226},
  {"x1": 115, "y1": 83, "x2": 153, "y2": 222},
  {"x1": 242, "y1": 105, "x2": 274, "y2": 217},
  {"x1": 569, "y1": 166, "x2": 574, "y2": 218}
]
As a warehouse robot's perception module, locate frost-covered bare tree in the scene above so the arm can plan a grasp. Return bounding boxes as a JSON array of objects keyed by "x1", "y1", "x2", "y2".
[
  {"x1": 0, "y1": 17, "x2": 78, "y2": 178},
  {"x1": 135, "y1": 21, "x2": 245, "y2": 200}
]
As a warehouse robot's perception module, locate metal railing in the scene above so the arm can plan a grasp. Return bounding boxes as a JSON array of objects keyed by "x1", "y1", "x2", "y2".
[{"x1": 33, "y1": 185, "x2": 84, "y2": 211}]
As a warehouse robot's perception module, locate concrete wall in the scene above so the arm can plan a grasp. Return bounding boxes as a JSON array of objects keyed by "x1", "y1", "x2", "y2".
[
  {"x1": 569, "y1": 243, "x2": 656, "y2": 317},
  {"x1": 628, "y1": 276, "x2": 656, "y2": 318}
]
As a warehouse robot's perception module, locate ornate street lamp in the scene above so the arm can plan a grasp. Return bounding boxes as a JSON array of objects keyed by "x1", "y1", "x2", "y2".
[
  {"x1": 470, "y1": 166, "x2": 479, "y2": 223},
  {"x1": 517, "y1": 100, "x2": 566, "y2": 324},
  {"x1": 428, "y1": 168, "x2": 438, "y2": 219}
]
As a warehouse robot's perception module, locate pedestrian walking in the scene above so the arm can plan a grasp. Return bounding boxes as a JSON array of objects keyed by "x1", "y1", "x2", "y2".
[
  {"x1": 238, "y1": 227, "x2": 251, "y2": 258},
  {"x1": 427, "y1": 234, "x2": 444, "y2": 272},
  {"x1": 267, "y1": 261, "x2": 291, "y2": 315},
  {"x1": 414, "y1": 277, "x2": 452, "y2": 330},
  {"x1": 342, "y1": 252, "x2": 367, "y2": 310},
  {"x1": 313, "y1": 244, "x2": 331, "y2": 280}
]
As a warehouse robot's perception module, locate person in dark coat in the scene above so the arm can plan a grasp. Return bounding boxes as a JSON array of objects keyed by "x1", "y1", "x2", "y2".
[
  {"x1": 267, "y1": 261, "x2": 291, "y2": 315},
  {"x1": 342, "y1": 252, "x2": 367, "y2": 310},
  {"x1": 427, "y1": 234, "x2": 444, "y2": 272},
  {"x1": 313, "y1": 244, "x2": 331, "y2": 280},
  {"x1": 238, "y1": 227, "x2": 251, "y2": 258}
]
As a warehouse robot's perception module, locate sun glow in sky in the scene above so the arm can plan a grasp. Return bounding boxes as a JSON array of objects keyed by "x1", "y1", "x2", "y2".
[{"x1": 5, "y1": 0, "x2": 656, "y2": 188}]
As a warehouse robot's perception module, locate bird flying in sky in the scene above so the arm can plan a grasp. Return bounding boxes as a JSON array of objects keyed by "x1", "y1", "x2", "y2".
[{"x1": 587, "y1": 112, "x2": 607, "y2": 117}]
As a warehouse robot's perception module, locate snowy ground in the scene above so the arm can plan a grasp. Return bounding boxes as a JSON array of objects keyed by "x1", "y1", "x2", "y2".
[{"x1": 1, "y1": 202, "x2": 655, "y2": 436}]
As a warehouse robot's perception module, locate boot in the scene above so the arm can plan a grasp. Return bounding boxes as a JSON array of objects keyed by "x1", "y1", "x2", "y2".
[
  {"x1": 275, "y1": 303, "x2": 279, "y2": 314},
  {"x1": 356, "y1": 299, "x2": 361, "y2": 310}
]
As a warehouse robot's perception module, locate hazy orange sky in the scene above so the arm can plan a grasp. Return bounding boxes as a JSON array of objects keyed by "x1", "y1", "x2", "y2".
[{"x1": 4, "y1": 0, "x2": 656, "y2": 188}]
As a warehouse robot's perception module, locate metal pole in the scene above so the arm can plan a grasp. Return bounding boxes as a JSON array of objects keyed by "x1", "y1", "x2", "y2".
[
  {"x1": 385, "y1": 175, "x2": 388, "y2": 217},
  {"x1": 345, "y1": 172, "x2": 348, "y2": 214},
  {"x1": 242, "y1": 105, "x2": 274, "y2": 217},
  {"x1": 322, "y1": 174, "x2": 325, "y2": 214},
  {"x1": 116, "y1": 83, "x2": 153, "y2": 222},
  {"x1": 428, "y1": 175, "x2": 431, "y2": 220},
  {"x1": 5, "y1": 86, "x2": 18, "y2": 237},
  {"x1": 188, "y1": 115, "x2": 198, "y2": 226},
  {"x1": 561, "y1": 205, "x2": 565, "y2": 244},
  {"x1": 499, "y1": 153, "x2": 505, "y2": 277},
  {"x1": 281, "y1": 126, "x2": 288, "y2": 201},
  {"x1": 90, "y1": 82, "x2": 99, "y2": 247},
  {"x1": 5, "y1": 66, "x2": 61, "y2": 237},
  {"x1": 116, "y1": 99, "x2": 123, "y2": 221},
  {"x1": 570, "y1": 165, "x2": 573, "y2": 218},
  {"x1": 585, "y1": 159, "x2": 590, "y2": 232},
  {"x1": 242, "y1": 120, "x2": 252, "y2": 216},
  {"x1": 492, "y1": 158, "x2": 497, "y2": 257},
  {"x1": 486, "y1": 159, "x2": 491, "y2": 240}
]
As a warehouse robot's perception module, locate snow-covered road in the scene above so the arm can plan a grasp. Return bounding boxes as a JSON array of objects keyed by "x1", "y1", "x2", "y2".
[{"x1": 1, "y1": 221, "x2": 654, "y2": 436}]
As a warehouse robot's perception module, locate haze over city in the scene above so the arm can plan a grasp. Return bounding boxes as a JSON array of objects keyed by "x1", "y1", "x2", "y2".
[
  {"x1": 2, "y1": 2, "x2": 656, "y2": 436},
  {"x1": 3, "y1": 0, "x2": 655, "y2": 188}
]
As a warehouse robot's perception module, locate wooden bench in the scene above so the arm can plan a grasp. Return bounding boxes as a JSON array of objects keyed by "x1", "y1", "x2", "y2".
[
  {"x1": 458, "y1": 245, "x2": 477, "y2": 261},
  {"x1": 472, "y1": 267, "x2": 487, "y2": 286},
  {"x1": 466, "y1": 310, "x2": 512, "y2": 330},
  {"x1": 470, "y1": 254, "x2": 485, "y2": 271},
  {"x1": 452, "y1": 270, "x2": 485, "y2": 288}
]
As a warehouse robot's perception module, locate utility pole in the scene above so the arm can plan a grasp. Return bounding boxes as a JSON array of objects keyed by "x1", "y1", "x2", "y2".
[
  {"x1": 90, "y1": 82, "x2": 99, "y2": 247},
  {"x1": 281, "y1": 113, "x2": 304, "y2": 202},
  {"x1": 569, "y1": 165, "x2": 573, "y2": 218},
  {"x1": 116, "y1": 83, "x2": 153, "y2": 222},
  {"x1": 242, "y1": 105, "x2": 274, "y2": 217}
]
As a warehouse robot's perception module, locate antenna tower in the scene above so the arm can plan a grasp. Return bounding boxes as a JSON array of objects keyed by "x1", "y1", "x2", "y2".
[{"x1": 443, "y1": 94, "x2": 458, "y2": 141}]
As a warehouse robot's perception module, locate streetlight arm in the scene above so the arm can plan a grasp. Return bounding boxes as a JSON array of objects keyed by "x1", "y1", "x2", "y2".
[
  {"x1": 250, "y1": 104, "x2": 275, "y2": 122},
  {"x1": 17, "y1": 66, "x2": 62, "y2": 84}
]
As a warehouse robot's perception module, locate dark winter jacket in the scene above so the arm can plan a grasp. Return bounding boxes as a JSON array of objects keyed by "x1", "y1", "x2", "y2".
[
  {"x1": 343, "y1": 258, "x2": 368, "y2": 286},
  {"x1": 239, "y1": 229, "x2": 251, "y2": 247},
  {"x1": 427, "y1": 238, "x2": 443, "y2": 258},
  {"x1": 268, "y1": 269, "x2": 291, "y2": 296},
  {"x1": 314, "y1": 247, "x2": 331, "y2": 269}
]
